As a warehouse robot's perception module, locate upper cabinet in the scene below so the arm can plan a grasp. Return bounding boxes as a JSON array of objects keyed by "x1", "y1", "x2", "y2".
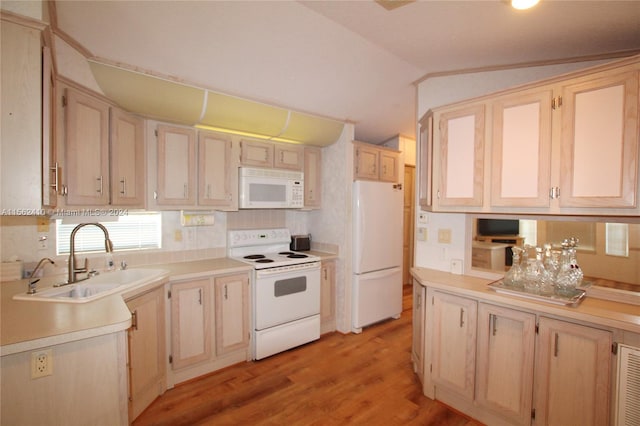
[
  {"x1": 303, "y1": 147, "x2": 322, "y2": 209},
  {"x1": 433, "y1": 104, "x2": 485, "y2": 209},
  {"x1": 61, "y1": 85, "x2": 145, "y2": 208},
  {"x1": 274, "y1": 143, "x2": 303, "y2": 171},
  {"x1": 491, "y1": 88, "x2": 553, "y2": 208},
  {"x1": 353, "y1": 141, "x2": 401, "y2": 182},
  {"x1": 1, "y1": 19, "x2": 55, "y2": 211},
  {"x1": 558, "y1": 69, "x2": 638, "y2": 209},
  {"x1": 420, "y1": 55, "x2": 640, "y2": 216},
  {"x1": 198, "y1": 131, "x2": 234, "y2": 208},
  {"x1": 239, "y1": 139, "x2": 274, "y2": 168},
  {"x1": 110, "y1": 108, "x2": 145, "y2": 206},
  {"x1": 63, "y1": 88, "x2": 110, "y2": 206},
  {"x1": 149, "y1": 124, "x2": 238, "y2": 211},
  {"x1": 155, "y1": 124, "x2": 196, "y2": 206}
]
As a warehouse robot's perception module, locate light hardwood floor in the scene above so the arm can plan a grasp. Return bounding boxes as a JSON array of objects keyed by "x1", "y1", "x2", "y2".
[{"x1": 133, "y1": 286, "x2": 482, "y2": 425}]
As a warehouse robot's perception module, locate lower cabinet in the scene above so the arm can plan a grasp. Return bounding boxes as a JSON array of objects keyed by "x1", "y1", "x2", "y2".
[
  {"x1": 421, "y1": 287, "x2": 614, "y2": 426},
  {"x1": 430, "y1": 290, "x2": 477, "y2": 401},
  {"x1": 534, "y1": 317, "x2": 612, "y2": 426},
  {"x1": 320, "y1": 260, "x2": 336, "y2": 334},
  {"x1": 412, "y1": 280, "x2": 426, "y2": 379},
  {"x1": 476, "y1": 303, "x2": 535, "y2": 425},
  {"x1": 170, "y1": 278, "x2": 212, "y2": 370},
  {"x1": 168, "y1": 272, "x2": 250, "y2": 386},
  {"x1": 125, "y1": 284, "x2": 167, "y2": 421},
  {"x1": 215, "y1": 273, "x2": 250, "y2": 355}
]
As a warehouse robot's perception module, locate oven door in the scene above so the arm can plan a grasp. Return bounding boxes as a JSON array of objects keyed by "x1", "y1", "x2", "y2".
[{"x1": 254, "y1": 262, "x2": 320, "y2": 330}]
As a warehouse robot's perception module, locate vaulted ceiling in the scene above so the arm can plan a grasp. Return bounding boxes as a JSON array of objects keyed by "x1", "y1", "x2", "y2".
[{"x1": 53, "y1": 1, "x2": 640, "y2": 144}]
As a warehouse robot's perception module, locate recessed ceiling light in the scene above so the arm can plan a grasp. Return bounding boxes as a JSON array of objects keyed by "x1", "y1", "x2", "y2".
[{"x1": 511, "y1": 0, "x2": 540, "y2": 10}]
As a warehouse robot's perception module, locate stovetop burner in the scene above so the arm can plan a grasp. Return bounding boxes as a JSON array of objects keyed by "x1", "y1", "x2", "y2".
[
  {"x1": 244, "y1": 254, "x2": 266, "y2": 260},
  {"x1": 228, "y1": 229, "x2": 320, "y2": 270}
]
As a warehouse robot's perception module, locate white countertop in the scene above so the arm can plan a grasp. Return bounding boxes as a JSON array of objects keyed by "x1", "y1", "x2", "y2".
[
  {"x1": 411, "y1": 267, "x2": 640, "y2": 334},
  {"x1": 0, "y1": 257, "x2": 253, "y2": 356}
]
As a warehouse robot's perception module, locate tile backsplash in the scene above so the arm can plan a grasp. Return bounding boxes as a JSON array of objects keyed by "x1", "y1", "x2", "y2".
[{"x1": 0, "y1": 209, "x2": 300, "y2": 279}]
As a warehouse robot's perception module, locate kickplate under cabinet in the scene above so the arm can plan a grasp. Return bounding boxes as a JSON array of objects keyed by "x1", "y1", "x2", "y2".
[{"x1": 488, "y1": 281, "x2": 587, "y2": 306}]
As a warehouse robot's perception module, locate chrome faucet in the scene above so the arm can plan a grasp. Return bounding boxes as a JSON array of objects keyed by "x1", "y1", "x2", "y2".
[
  {"x1": 27, "y1": 257, "x2": 55, "y2": 294},
  {"x1": 65, "y1": 223, "x2": 114, "y2": 285}
]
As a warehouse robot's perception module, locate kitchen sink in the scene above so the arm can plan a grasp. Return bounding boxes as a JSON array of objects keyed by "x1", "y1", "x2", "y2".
[{"x1": 13, "y1": 268, "x2": 168, "y2": 303}]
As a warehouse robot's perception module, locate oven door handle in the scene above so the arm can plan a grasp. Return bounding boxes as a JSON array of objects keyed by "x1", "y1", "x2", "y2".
[{"x1": 255, "y1": 262, "x2": 320, "y2": 277}]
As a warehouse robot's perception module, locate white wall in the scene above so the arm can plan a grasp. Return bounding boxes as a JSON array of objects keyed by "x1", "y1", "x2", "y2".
[{"x1": 414, "y1": 59, "x2": 609, "y2": 273}]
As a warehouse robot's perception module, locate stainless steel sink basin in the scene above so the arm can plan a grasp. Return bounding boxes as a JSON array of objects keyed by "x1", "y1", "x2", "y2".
[{"x1": 13, "y1": 268, "x2": 168, "y2": 303}]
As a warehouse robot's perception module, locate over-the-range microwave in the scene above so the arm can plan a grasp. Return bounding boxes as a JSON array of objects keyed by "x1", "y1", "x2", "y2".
[{"x1": 238, "y1": 166, "x2": 304, "y2": 209}]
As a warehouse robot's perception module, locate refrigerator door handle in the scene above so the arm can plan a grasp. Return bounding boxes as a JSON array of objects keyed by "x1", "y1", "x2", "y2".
[{"x1": 357, "y1": 266, "x2": 401, "y2": 278}]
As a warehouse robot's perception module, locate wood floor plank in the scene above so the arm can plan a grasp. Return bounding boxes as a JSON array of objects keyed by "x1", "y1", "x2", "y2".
[{"x1": 134, "y1": 286, "x2": 483, "y2": 426}]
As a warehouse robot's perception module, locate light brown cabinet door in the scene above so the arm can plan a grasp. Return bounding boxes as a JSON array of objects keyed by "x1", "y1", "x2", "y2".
[
  {"x1": 491, "y1": 89, "x2": 553, "y2": 208},
  {"x1": 436, "y1": 104, "x2": 485, "y2": 208},
  {"x1": 110, "y1": 108, "x2": 145, "y2": 207},
  {"x1": 379, "y1": 150, "x2": 400, "y2": 182},
  {"x1": 64, "y1": 88, "x2": 110, "y2": 205},
  {"x1": 240, "y1": 139, "x2": 274, "y2": 167},
  {"x1": 418, "y1": 113, "x2": 433, "y2": 210},
  {"x1": 156, "y1": 125, "x2": 196, "y2": 206},
  {"x1": 303, "y1": 147, "x2": 322, "y2": 208},
  {"x1": 559, "y1": 70, "x2": 639, "y2": 208},
  {"x1": 354, "y1": 143, "x2": 380, "y2": 180},
  {"x1": 215, "y1": 273, "x2": 249, "y2": 355},
  {"x1": 412, "y1": 281, "x2": 425, "y2": 379},
  {"x1": 274, "y1": 143, "x2": 303, "y2": 170},
  {"x1": 126, "y1": 286, "x2": 166, "y2": 421},
  {"x1": 535, "y1": 317, "x2": 612, "y2": 426},
  {"x1": 320, "y1": 260, "x2": 336, "y2": 334},
  {"x1": 198, "y1": 131, "x2": 233, "y2": 208},
  {"x1": 170, "y1": 278, "x2": 212, "y2": 370},
  {"x1": 431, "y1": 291, "x2": 477, "y2": 400},
  {"x1": 476, "y1": 303, "x2": 535, "y2": 425}
]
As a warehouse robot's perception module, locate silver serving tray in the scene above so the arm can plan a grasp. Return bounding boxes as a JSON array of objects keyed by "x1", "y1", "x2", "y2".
[{"x1": 488, "y1": 281, "x2": 587, "y2": 306}]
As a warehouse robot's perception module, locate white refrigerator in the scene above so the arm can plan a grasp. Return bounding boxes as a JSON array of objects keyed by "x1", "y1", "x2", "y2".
[{"x1": 352, "y1": 180, "x2": 403, "y2": 333}]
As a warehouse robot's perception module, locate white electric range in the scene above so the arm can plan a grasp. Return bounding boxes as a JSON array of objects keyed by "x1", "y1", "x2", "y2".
[{"x1": 228, "y1": 228, "x2": 321, "y2": 360}]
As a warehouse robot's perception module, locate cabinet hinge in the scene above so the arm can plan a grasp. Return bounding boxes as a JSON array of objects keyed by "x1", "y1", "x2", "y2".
[
  {"x1": 551, "y1": 96, "x2": 563, "y2": 110},
  {"x1": 431, "y1": 296, "x2": 434, "y2": 305},
  {"x1": 429, "y1": 363, "x2": 432, "y2": 373},
  {"x1": 167, "y1": 290, "x2": 172, "y2": 299},
  {"x1": 612, "y1": 342, "x2": 618, "y2": 355},
  {"x1": 531, "y1": 408, "x2": 536, "y2": 420},
  {"x1": 535, "y1": 323, "x2": 539, "y2": 334},
  {"x1": 169, "y1": 355, "x2": 173, "y2": 364},
  {"x1": 155, "y1": 129, "x2": 158, "y2": 137},
  {"x1": 62, "y1": 95, "x2": 67, "y2": 107}
]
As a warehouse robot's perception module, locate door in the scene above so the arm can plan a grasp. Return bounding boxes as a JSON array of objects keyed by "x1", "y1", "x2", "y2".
[
  {"x1": 491, "y1": 89, "x2": 553, "y2": 208},
  {"x1": 198, "y1": 131, "x2": 233, "y2": 208},
  {"x1": 215, "y1": 273, "x2": 249, "y2": 355},
  {"x1": 476, "y1": 303, "x2": 535, "y2": 425},
  {"x1": 353, "y1": 180, "x2": 403, "y2": 274},
  {"x1": 110, "y1": 108, "x2": 145, "y2": 206},
  {"x1": 559, "y1": 70, "x2": 639, "y2": 208},
  {"x1": 170, "y1": 278, "x2": 211, "y2": 370},
  {"x1": 352, "y1": 267, "x2": 402, "y2": 331},
  {"x1": 126, "y1": 286, "x2": 166, "y2": 420},
  {"x1": 64, "y1": 88, "x2": 110, "y2": 205},
  {"x1": 431, "y1": 291, "x2": 477, "y2": 401},
  {"x1": 535, "y1": 316, "x2": 612, "y2": 426},
  {"x1": 403, "y1": 165, "x2": 415, "y2": 285},
  {"x1": 436, "y1": 104, "x2": 485, "y2": 208},
  {"x1": 156, "y1": 125, "x2": 196, "y2": 206}
]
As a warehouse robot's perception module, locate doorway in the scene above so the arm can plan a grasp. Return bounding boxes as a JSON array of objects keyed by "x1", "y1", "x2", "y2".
[{"x1": 403, "y1": 165, "x2": 415, "y2": 285}]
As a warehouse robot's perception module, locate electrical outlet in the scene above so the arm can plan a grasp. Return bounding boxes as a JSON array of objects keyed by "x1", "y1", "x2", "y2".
[
  {"x1": 451, "y1": 259, "x2": 463, "y2": 275},
  {"x1": 418, "y1": 212, "x2": 428, "y2": 224},
  {"x1": 31, "y1": 349, "x2": 53, "y2": 379}
]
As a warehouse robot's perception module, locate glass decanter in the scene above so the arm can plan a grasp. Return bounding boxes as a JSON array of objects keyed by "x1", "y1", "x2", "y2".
[
  {"x1": 524, "y1": 247, "x2": 548, "y2": 294},
  {"x1": 503, "y1": 246, "x2": 525, "y2": 287},
  {"x1": 555, "y1": 238, "x2": 584, "y2": 295}
]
